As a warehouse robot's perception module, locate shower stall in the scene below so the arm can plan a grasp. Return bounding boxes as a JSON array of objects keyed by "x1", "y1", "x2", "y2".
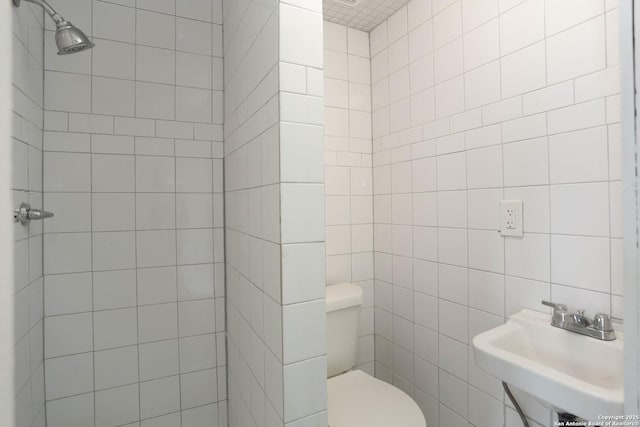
[{"x1": 11, "y1": 0, "x2": 228, "y2": 425}]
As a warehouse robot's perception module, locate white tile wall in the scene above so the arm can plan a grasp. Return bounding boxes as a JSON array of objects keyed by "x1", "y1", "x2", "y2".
[
  {"x1": 323, "y1": 21, "x2": 375, "y2": 373},
  {"x1": 224, "y1": 0, "x2": 327, "y2": 426},
  {"x1": 11, "y1": 2, "x2": 46, "y2": 426},
  {"x1": 368, "y1": 1, "x2": 622, "y2": 426},
  {"x1": 42, "y1": 1, "x2": 226, "y2": 426}
]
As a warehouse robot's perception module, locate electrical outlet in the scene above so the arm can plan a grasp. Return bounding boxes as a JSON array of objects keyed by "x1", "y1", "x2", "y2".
[{"x1": 500, "y1": 200, "x2": 523, "y2": 237}]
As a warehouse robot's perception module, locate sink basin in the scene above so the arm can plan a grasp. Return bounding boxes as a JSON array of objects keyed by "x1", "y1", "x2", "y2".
[{"x1": 472, "y1": 309, "x2": 623, "y2": 421}]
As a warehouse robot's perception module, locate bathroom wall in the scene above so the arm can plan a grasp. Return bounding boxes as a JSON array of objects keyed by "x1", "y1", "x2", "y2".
[
  {"x1": 11, "y1": 3, "x2": 46, "y2": 427},
  {"x1": 41, "y1": 1, "x2": 226, "y2": 425},
  {"x1": 369, "y1": 1, "x2": 621, "y2": 426},
  {"x1": 222, "y1": 0, "x2": 281, "y2": 422},
  {"x1": 224, "y1": 0, "x2": 328, "y2": 425},
  {"x1": 323, "y1": 21, "x2": 375, "y2": 373}
]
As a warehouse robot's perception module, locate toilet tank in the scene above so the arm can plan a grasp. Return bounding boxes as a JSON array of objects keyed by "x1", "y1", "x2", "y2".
[{"x1": 326, "y1": 283, "x2": 363, "y2": 378}]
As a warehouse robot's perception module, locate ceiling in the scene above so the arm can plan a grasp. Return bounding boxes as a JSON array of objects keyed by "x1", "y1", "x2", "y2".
[{"x1": 323, "y1": 0, "x2": 411, "y2": 32}]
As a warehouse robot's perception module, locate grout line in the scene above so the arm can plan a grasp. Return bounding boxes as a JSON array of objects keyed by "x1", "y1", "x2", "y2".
[
  {"x1": 173, "y1": 126, "x2": 184, "y2": 426},
  {"x1": 132, "y1": 1, "x2": 143, "y2": 416},
  {"x1": 89, "y1": 0, "x2": 97, "y2": 422}
]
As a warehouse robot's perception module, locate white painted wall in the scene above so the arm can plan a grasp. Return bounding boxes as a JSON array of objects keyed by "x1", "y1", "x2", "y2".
[{"x1": 1, "y1": 0, "x2": 15, "y2": 424}]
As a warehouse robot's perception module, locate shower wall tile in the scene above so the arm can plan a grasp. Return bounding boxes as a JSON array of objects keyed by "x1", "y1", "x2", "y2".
[
  {"x1": 11, "y1": 11, "x2": 45, "y2": 416},
  {"x1": 45, "y1": 393, "x2": 95, "y2": 427},
  {"x1": 44, "y1": 71, "x2": 92, "y2": 113},
  {"x1": 42, "y1": 1, "x2": 226, "y2": 425},
  {"x1": 92, "y1": 40, "x2": 136, "y2": 80},
  {"x1": 370, "y1": 1, "x2": 622, "y2": 426},
  {"x1": 92, "y1": 77, "x2": 135, "y2": 116},
  {"x1": 93, "y1": 1, "x2": 135, "y2": 43}
]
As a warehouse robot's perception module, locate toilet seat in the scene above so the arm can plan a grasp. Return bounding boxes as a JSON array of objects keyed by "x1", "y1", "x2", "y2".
[{"x1": 328, "y1": 370, "x2": 427, "y2": 427}]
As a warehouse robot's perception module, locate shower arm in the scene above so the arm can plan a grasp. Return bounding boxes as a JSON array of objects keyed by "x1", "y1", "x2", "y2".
[{"x1": 13, "y1": 0, "x2": 66, "y2": 25}]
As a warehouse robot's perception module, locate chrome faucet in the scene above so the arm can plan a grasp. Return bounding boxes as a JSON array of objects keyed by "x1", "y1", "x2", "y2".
[{"x1": 541, "y1": 301, "x2": 616, "y2": 341}]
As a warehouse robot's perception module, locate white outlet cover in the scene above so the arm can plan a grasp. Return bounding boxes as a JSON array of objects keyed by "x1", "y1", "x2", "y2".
[{"x1": 500, "y1": 200, "x2": 523, "y2": 237}]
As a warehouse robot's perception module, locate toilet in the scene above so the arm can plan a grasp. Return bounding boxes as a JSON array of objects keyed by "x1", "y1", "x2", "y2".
[{"x1": 326, "y1": 283, "x2": 427, "y2": 427}]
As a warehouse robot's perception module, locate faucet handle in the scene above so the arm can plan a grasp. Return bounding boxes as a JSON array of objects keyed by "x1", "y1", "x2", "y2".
[
  {"x1": 541, "y1": 300, "x2": 568, "y2": 312},
  {"x1": 593, "y1": 313, "x2": 614, "y2": 331}
]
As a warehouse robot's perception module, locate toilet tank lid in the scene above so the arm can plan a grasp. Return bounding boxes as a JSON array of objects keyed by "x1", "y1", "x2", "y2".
[{"x1": 326, "y1": 283, "x2": 363, "y2": 313}]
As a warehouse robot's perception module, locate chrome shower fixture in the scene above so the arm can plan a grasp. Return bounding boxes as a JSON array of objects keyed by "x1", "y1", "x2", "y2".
[{"x1": 12, "y1": 0, "x2": 95, "y2": 55}]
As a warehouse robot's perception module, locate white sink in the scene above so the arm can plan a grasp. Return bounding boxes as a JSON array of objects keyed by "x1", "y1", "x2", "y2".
[{"x1": 472, "y1": 309, "x2": 623, "y2": 421}]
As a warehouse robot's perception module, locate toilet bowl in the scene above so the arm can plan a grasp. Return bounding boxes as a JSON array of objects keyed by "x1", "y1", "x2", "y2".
[
  {"x1": 326, "y1": 283, "x2": 426, "y2": 427},
  {"x1": 328, "y1": 370, "x2": 426, "y2": 427}
]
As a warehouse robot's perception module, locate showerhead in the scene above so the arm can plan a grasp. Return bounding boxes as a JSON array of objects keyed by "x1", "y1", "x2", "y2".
[
  {"x1": 13, "y1": 0, "x2": 95, "y2": 55},
  {"x1": 55, "y1": 21, "x2": 95, "y2": 55}
]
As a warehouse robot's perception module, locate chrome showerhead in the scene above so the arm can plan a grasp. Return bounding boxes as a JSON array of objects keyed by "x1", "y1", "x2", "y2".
[
  {"x1": 55, "y1": 21, "x2": 95, "y2": 55},
  {"x1": 13, "y1": 0, "x2": 95, "y2": 55}
]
